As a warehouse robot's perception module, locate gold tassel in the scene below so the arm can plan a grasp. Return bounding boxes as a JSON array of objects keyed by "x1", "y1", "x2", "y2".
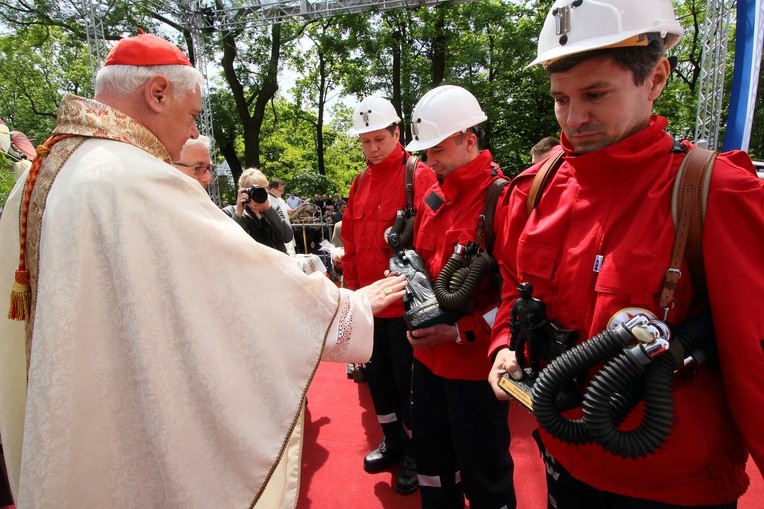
[
  {"x1": 7, "y1": 134, "x2": 73, "y2": 322},
  {"x1": 8, "y1": 268, "x2": 31, "y2": 321}
]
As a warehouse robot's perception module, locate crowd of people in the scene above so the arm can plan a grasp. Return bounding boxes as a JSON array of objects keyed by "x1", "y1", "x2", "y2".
[
  {"x1": 0, "y1": 1, "x2": 762, "y2": 509},
  {"x1": 176, "y1": 139, "x2": 347, "y2": 262}
]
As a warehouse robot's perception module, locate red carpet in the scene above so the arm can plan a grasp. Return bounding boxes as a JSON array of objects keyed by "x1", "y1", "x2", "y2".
[
  {"x1": 0, "y1": 361, "x2": 760, "y2": 508},
  {"x1": 299, "y1": 361, "x2": 763, "y2": 508}
]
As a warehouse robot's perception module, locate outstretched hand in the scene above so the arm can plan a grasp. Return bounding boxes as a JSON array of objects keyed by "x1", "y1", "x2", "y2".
[{"x1": 358, "y1": 275, "x2": 407, "y2": 316}]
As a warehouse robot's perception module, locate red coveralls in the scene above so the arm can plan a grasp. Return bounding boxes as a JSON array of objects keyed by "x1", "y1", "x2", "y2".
[
  {"x1": 341, "y1": 142, "x2": 437, "y2": 464},
  {"x1": 342, "y1": 143, "x2": 436, "y2": 302},
  {"x1": 412, "y1": 150, "x2": 516, "y2": 509},
  {"x1": 490, "y1": 116, "x2": 764, "y2": 506}
]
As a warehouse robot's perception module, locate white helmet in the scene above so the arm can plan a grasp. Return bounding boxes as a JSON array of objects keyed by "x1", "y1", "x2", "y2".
[
  {"x1": 529, "y1": 0, "x2": 684, "y2": 67},
  {"x1": 348, "y1": 96, "x2": 401, "y2": 135},
  {"x1": 405, "y1": 85, "x2": 487, "y2": 152}
]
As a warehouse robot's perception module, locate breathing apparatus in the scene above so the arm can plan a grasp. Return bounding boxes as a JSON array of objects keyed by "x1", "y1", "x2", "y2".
[
  {"x1": 386, "y1": 154, "x2": 419, "y2": 252},
  {"x1": 434, "y1": 243, "x2": 495, "y2": 315},
  {"x1": 394, "y1": 84, "x2": 497, "y2": 324},
  {"x1": 531, "y1": 312, "x2": 716, "y2": 459},
  {"x1": 388, "y1": 201, "x2": 494, "y2": 329},
  {"x1": 433, "y1": 166, "x2": 507, "y2": 316}
]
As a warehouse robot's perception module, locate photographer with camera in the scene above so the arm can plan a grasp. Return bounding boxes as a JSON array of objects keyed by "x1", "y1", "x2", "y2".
[{"x1": 222, "y1": 168, "x2": 293, "y2": 253}]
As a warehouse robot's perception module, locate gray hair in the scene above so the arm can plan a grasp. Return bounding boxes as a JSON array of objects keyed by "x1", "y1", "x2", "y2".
[
  {"x1": 183, "y1": 134, "x2": 211, "y2": 151},
  {"x1": 95, "y1": 64, "x2": 204, "y2": 96}
]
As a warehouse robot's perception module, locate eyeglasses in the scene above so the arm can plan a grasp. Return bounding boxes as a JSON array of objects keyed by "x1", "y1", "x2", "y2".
[{"x1": 174, "y1": 162, "x2": 216, "y2": 177}]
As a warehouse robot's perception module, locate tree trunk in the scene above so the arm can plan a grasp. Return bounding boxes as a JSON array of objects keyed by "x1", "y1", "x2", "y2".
[
  {"x1": 313, "y1": 51, "x2": 327, "y2": 175},
  {"x1": 249, "y1": 24, "x2": 282, "y2": 168},
  {"x1": 430, "y1": 6, "x2": 446, "y2": 87},
  {"x1": 392, "y1": 23, "x2": 403, "y2": 143}
]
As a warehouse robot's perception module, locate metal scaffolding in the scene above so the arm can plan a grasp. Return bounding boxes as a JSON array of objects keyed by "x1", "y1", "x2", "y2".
[
  {"x1": 82, "y1": 0, "x2": 108, "y2": 85},
  {"x1": 81, "y1": 0, "x2": 460, "y2": 204},
  {"x1": 83, "y1": 0, "x2": 739, "y2": 154},
  {"x1": 190, "y1": 0, "x2": 466, "y2": 29},
  {"x1": 178, "y1": 1, "x2": 222, "y2": 204},
  {"x1": 694, "y1": 0, "x2": 736, "y2": 150}
]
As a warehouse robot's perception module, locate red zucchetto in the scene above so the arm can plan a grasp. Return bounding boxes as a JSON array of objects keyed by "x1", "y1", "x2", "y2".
[{"x1": 104, "y1": 32, "x2": 192, "y2": 67}]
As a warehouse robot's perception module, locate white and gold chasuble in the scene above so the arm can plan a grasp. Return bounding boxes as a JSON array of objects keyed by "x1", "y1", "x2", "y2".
[{"x1": 0, "y1": 94, "x2": 373, "y2": 508}]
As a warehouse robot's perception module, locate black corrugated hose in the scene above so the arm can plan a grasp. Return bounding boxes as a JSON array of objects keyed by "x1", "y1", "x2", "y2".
[
  {"x1": 532, "y1": 323, "x2": 639, "y2": 446},
  {"x1": 390, "y1": 210, "x2": 416, "y2": 250},
  {"x1": 532, "y1": 313, "x2": 714, "y2": 458},
  {"x1": 433, "y1": 249, "x2": 495, "y2": 314}
]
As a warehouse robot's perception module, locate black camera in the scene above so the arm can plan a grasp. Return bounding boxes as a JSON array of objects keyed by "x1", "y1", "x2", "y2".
[{"x1": 245, "y1": 185, "x2": 268, "y2": 204}]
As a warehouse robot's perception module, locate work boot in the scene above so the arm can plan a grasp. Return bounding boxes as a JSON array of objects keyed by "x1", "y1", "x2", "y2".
[
  {"x1": 395, "y1": 454, "x2": 418, "y2": 495},
  {"x1": 363, "y1": 440, "x2": 403, "y2": 473}
]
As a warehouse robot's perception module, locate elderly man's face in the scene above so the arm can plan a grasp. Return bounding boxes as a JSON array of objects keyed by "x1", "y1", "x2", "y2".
[
  {"x1": 175, "y1": 142, "x2": 213, "y2": 189},
  {"x1": 161, "y1": 85, "x2": 202, "y2": 161}
]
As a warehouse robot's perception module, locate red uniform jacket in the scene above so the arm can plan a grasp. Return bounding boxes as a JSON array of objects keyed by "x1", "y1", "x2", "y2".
[
  {"x1": 490, "y1": 116, "x2": 764, "y2": 505},
  {"x1": 342, "y1": 143, "x2": 438, "y2": 318},
  {"x1": 414, "y1": 150, "x2": 509, "y2": 380}
]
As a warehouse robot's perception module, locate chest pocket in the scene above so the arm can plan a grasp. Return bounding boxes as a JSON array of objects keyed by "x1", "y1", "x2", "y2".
[
  {"x1": 595, "y1": 254, "x2": 663, "y2": 308},
  {"x1": 351, "y1": 202, "x2": 397, "y2": 249},
  {"x1": 415, "y1": 221, "x2": 440, "y2": 261},
  {"x1": 517, "y1": 238, "x2": 558, "y2": 280}
]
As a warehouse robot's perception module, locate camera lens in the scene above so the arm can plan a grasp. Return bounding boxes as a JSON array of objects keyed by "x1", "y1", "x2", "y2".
[{"x1": 246, "y1": 185, "x2": 268, "y2": 204}]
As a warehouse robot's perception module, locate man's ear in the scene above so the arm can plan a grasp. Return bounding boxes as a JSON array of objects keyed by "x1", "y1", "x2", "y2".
[
  {"x1": 647, "y1": 58, "x2": 671, "y2": 102},
  {"x1": 466, "y1": 130, "x2": 479, "y2": 151},
  {"x1": 144, "y1": 75, "x2": 171, "y2": 114}
]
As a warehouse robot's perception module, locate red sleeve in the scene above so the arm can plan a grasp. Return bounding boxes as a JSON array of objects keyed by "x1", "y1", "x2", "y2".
[
  {"x1": 341, "y1": 173, "x2": 362, "y2": 290},
  {"x1": 703, "y1": 153, "x2": 764, "y2": 474},
  {"x1": 413, "y1": 161, "x2": 438, "y2": 211}
]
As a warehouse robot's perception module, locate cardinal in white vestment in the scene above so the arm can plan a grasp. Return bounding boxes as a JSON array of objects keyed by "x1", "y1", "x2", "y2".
[{"x1": 0, "y1": 33, "x2": 405, "y2": 509}]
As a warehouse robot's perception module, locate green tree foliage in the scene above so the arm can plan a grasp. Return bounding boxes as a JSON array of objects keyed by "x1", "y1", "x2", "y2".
[
  {"x1": 290, "y1": 15, "x2": 360, "y2": 175},
  {"x1": 443, "y1": 0, "x2": 557, "y2": 175},
  {"x1": 259, "y1": 97, "x2": 322, "y2": 180},
  {"x1": 209, "y1": 88, "x2": 244, "y2": 181},
  {"x1": 323, "y1": 103, "x2": 367, "y2": 196},
  {"x1": 288, "y1": 171, "x2": 338, "y2": 198},
  {"x1": 258, "y1": 99, "x2": 363, "y2": 198},
  {"x1": 0, "y1": 25, "x2": 93, "y2": 144}
]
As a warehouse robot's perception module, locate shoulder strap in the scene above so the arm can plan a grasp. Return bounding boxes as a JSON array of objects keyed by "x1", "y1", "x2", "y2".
[
  {"x1": 404, "y1": 155, "x2": 419, "y2": 209},
  {"x1": 480, "y1": 177, "x2": 510, "y2": 254},
  {"x1": 659, "y1": 146, "x2": 716, "y2": 312},
  {"x1": 350, "y1": 166, "x2": 369, "y2": 197},
  {"x1": 526, "y1": 151, "x2": 565, "y2": 216}
]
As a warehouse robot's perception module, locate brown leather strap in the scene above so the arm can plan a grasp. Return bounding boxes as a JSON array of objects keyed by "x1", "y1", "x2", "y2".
[
  {"x1": 659, "y1": 147, "x2": 716, "y2": 310},
  {"x1": 527, "y1": 151, "x2": 565, "y2": 216},
  {"x1": 481, "y1": 177, "x2": 510, "y2": 254},
  {"x1": 405, "y1": 155, "x2": 418, "y2": 209}
]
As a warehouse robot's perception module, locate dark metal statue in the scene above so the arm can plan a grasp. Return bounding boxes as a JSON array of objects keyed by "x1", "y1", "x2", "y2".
[
  {"x1": 388, "y1": 231, "x2": 459, "y2": 330},
  {"x1": 509, "y1": 282, "x2": 548, "y2": 379}
]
